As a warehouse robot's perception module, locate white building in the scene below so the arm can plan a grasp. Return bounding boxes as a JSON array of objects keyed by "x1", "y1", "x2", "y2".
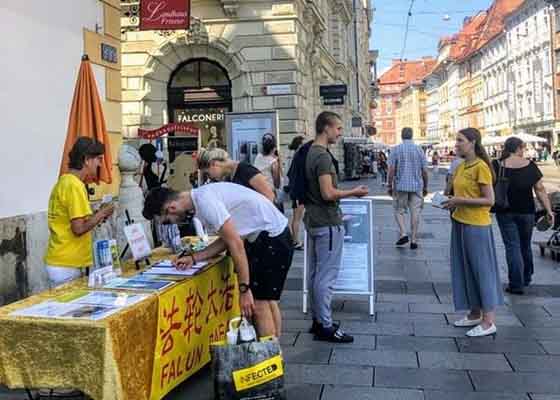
[
  {"x1": 481, "y1": 33, "x2": 511, "y2": 136},
  {"x1": 505, "y1": 0, "x2": 555, "y2": 145},
  {"x1": 425, "y1": 71, "x2": 442, "y2": 142}
]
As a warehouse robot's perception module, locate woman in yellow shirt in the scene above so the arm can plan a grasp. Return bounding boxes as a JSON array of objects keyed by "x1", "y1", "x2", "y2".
[
  {"x1": 45, "y1": 137, "x2": 114, "y2": 287},
  {"x1": 443, "y1": 128, "x2": 503, "y2": 338}
]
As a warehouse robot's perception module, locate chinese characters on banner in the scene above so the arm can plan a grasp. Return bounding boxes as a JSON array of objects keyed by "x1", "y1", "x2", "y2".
[
  {"x1": 150, "y1": 258, "x2": 239, "y2": 400},
  {"x1": 140, "y1": 0, "x2": 191, "y2": 31}
]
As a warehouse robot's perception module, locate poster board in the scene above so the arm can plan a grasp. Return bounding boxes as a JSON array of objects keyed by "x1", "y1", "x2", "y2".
[
  {"x1": 303, "y1": 198, "x2": 375, "y2": 315},
  {"x1": 225, "y1": 112, "x2": 279, "y2": 165}
]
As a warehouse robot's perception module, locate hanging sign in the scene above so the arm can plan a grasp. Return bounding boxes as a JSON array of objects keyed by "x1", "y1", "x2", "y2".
[
  {"x1": 139, "y1": 0, "x2": 191, "y2": 31},
  {"x1": 138, "y1": 123, "x2": 199, "y2": 139}
]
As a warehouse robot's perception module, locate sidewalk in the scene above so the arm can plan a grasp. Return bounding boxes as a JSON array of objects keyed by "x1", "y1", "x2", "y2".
[{"x1": 5, "y1": 171, "x2": 560, "y2": 399}]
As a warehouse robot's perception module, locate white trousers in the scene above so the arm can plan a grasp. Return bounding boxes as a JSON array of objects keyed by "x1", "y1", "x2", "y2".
[{"x1": 45, "y1": 265, "x2": 85, "y2": 288}]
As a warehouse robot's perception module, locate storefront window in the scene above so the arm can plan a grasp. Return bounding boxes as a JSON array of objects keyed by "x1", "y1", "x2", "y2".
[{"x1": 170, "y1": 60, "x2": 229, "y2": 88}]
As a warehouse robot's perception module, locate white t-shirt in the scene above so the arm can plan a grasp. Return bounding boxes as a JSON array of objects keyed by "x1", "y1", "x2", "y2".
[
  {"x1": 191, "y1": 182, "x2": 288, "y2": 242},
  {"x1": 254, "y1": 154, "x2": 277, "y2": 190}
]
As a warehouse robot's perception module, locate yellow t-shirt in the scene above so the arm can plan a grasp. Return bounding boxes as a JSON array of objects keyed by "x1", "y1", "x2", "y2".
[
  {"x1": 44, "y1": 174, "x2": 93, "y2": 267},
  {"x1": 452, "y1": 158, "x2": 493, "y2": 226}
]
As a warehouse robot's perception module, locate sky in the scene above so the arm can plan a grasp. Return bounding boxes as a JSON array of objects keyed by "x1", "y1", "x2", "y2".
[{"x1": 371, "y1": 0, "x2": 495, "y2": 75}]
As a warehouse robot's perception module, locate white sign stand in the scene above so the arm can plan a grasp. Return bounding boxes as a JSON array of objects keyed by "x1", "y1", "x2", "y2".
[{"x1": 303, "y1": 198, "x2": 375, "y2": 315}]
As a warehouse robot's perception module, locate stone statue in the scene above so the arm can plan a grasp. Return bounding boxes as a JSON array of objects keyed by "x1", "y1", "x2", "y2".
[{"x1": 116, "y1": 144, "x2": 154, "y2": 259}]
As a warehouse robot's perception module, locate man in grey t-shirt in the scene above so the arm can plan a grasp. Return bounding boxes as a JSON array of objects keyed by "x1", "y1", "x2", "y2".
[{"x1": 304, "y1": 111, "x2": 369, "y2": 343}]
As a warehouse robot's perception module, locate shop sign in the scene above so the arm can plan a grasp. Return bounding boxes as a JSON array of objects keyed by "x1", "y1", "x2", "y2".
[
  {"x1": 101, "y1": 43, "x2": 118, "y2": 64},
  {"x1": 168, "y1": 137, "x2": 198, "y2": 153},
  {"x1": 320, "y1": 84, "x2": 347, "y2": 98},
  {"x1": 139, "y1": 0, "x2": 191, "y2": 31},
  {"x1": 265, "y1": 85, "x2": 292, "y2": 95},
  {"x1": 138, "y1": 123, "x2": 199, "y2": 139},
  {"x1": 323, "y1": 97, "x2": 344, "y2": 106},
  {"x1": 176, "y1": 111, "x2": 225, "y2": 124}
]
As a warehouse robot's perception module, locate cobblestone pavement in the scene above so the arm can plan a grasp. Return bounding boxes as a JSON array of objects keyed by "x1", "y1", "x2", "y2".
[{"x1": 5, "y1": 168, "x2": 560, "y2": 400}]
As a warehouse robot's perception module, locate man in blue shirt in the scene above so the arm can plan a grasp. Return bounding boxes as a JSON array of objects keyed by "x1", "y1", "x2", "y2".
[{"x1": 387, "y1": 128, "x2": 429, "y2": 249}]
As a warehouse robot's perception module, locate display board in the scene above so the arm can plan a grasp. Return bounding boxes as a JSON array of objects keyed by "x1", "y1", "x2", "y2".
[
  {"x1": 225, "y1": 112, "x2": 279, "y2": 165},
  {"x1": 303, "y1": 198, "x2": 375, "y2": 315}
]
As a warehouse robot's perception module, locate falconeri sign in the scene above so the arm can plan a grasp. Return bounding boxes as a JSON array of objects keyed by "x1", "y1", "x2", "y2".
[{"x1": 139, "y1": 0, "x2": 191, "y2": 31}]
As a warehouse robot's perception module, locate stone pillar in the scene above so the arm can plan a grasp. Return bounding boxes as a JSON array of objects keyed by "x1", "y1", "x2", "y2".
[{"x1": 116, "y1": 144, "x2": 153, "y2": 258}]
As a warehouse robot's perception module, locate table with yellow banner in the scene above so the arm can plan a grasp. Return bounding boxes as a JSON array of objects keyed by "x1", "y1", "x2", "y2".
[{"x1": 0, "y1": 244, "x2": 240, "y2": 400}]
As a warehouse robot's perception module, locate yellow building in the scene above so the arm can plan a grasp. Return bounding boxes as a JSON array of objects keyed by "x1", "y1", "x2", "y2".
[{"x1": 395, "y1": 82, "x2": 428, "y2": 143}]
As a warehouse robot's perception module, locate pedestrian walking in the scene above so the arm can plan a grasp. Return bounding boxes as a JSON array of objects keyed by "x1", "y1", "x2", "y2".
[
  {"x1": 197, "y1": 147, "x2": 275, "y2": 202},
  {"x1": 377, "y1": 151, "x2": 388, "y2": 185},
  {"x1": 44, "y1": 137, "x2": 114, "y2": 288},
  {"x1": 143, "y1": 183, "x2": 293, "y2": 338},
  {"x1": 254, "y1": 134, "x2": 283, "y2": 210},
  {"x1": 285, "y1": 135, "x2": 306, "y2": 250},
  {"x1": 387, "y1": 127, "x2": 429, "y2": 249},
  {"x1": 443, "y1": 127, "x2": 503, "y2": 338},
  {"x1": 305, "y1": 111, "x2": 369, "y2": 343},
  {"x1": 492, "y1": 137, "x2": 554, "y2": 294}
]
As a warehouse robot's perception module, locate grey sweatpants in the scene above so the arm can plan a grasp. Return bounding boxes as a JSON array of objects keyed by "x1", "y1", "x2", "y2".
[{"x1": 306, "y1": 225, "x2": 345, "y2": 327}]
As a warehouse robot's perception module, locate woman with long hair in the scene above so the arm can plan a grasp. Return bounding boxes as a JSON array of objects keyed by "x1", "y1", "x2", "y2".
[
  {"x1": 493, "y1": 137, "x2": 554, "y2": 294},
  {"x1": 196, "y1": 147, "x2": 275, "y2": 202},
  {"x1": 443, "y1": 128, "x2": 503, "y2": 337},
  {"x1": 286, "y1": 136, "x2": 305, "y2": 249},
  {"x1": 377, "y1": 151, "x2": 388, "y2": 186}
]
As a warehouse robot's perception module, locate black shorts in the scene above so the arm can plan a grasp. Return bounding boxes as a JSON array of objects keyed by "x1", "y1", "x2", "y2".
[{"x1": 244, "y1": 228, "x2": 294, "y2": 300}]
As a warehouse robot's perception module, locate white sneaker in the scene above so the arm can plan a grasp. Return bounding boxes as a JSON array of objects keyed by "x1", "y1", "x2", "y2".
[
  {"x1": 466, "y1": 324, "x2": 497, "y2": 337},
  {"x1": 453, "y1": 316, "x2": 482, "y2": 327}
]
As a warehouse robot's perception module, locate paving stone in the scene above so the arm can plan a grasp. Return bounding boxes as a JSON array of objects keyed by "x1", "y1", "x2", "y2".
[
  {"x1": 409, "y1": 303, "x2": 455, "y2": 314},
  {"x1": 294, "y1": 333, "x2": 375, "y2": 350},
  {"x1": 424, "y1": 391, "x2": 529, "y2": 400},
  {"x1": 282, "y1": 319, "x2": 312, "y2": 332},
  {"x1": 376, "y1": 311, "x2": 447, "y2": 325},
  {"x1": 377, "y1": 293, "x2": 439, "y2": 304},
  {"x1": 285, "y1": 384, "x2": 322, "y2": 400},
  {"x1": 530, "y1": 395, "x2": 560, "y2": 400},
  {"x1": 495, "y1": 327, "x2": 560, "y2": 341},
  {"x1": 506, "y1": 354, "x2": 560, "y2": 372},
  {"x1": 413, "y1": 324, "x2": 470, "y2": 338},
  {"x1": 283, "y1": 347, "x2": 331, "y2": 364},
  {"x1": 540, "y1": 341, "x2": 560, "y2": 355},
  {"x1": 370, "y1": 302, "x2": 409, "y2": 313},
  {"x1": 285, "y1": 363, "x2": 373, "y2": 386},
  {"x1": 377, "y1": 336, "x2": 458, "y2": 352},
  {"x1": 470, "y1": 370, "x2": 560, "y2": 393},
  {"x1": 518, "y1": 316, "x2": 560, "y2": 328},
  {"x1": 405, "y1": 282, "x2": 436, "y2": 295},
  {"x1": 322, "y1": 385, "x2": 424, "y2": 400},
  {"x1": 279, "y1": 332, "x2": 299, "y2": 346},
  {"x1": 418, "y1": 351, "x2": 512, "y2": 371},
  {"x1": 457, "y1": 338, "x2": 546, "y2": 355},
  {"x1": 375, "y1": 367, "x2": 473, "y2": 391},
  {"x1": 331, "y1": 349, "x2": 417, "y2": 367},
  {"x1": 343, "y1": 321, "x2": 414, "y2": 336}
]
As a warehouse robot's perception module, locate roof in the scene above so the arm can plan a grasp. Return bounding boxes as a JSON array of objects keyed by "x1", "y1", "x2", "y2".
[
  {"x1": 456, "y1": 0, "x2": 525, "y2": 61},
  {"x1": 378, "y1": 58, "x2": 437, "y2": 86}
]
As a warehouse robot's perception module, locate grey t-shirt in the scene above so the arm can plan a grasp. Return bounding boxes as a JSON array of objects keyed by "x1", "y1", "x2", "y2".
[{"x1": 304, "y1": 145, "x2": 343, "y2": 228}]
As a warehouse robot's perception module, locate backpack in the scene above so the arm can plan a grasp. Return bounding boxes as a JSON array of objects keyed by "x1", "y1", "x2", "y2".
[
  {"x1": 287, "y1": 141, "x2": 339, "y2": 204},
  {"x1": 287, "y1": 141, "x2": 314, "y2": 204}
]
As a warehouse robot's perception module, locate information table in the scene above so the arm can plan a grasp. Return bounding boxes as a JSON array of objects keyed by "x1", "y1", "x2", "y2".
[{"x1": 0, "y1": 247, "x2": 239, "y2": 400}]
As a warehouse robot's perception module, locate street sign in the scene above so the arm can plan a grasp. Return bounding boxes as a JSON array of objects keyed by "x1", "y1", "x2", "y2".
[
  {"x1": 323, "y1": 97, "x2": 344, "y2": 106},
  {"x1": 320, "y1": 84, "x2": 348, "y2": 98},
  {"x1": 265, "y1": 85, "x2": 292, "y2": 95}
]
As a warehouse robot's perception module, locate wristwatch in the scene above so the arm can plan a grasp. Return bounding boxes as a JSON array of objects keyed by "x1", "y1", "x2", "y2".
[{"x1": 239, "y1": 283, "x2": 250, "y2": 293}]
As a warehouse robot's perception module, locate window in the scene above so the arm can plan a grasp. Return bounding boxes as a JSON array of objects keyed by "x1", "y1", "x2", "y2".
[
  {"x1": 170, "y1": 60, "x2": 230, "y2": 88},
  {"x1": 386, "y1": 98, "x2": 392, "y2": 114},
  {"x1": 556, "y1": 11, "x2": 560, "y2": 33},
  {"x1": 555, "y1": 50, "x2": 560, "y2": 73}
]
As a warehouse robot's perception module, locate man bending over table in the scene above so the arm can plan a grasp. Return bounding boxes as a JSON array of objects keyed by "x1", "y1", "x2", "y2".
[{"x1": 142, "y1": 182, "x2": 294, "y2": 338}]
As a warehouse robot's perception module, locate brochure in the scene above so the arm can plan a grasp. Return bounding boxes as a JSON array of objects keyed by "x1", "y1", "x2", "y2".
[
  {"x1": 103, "y1": 277, "x2": 175, "y2": 292},
  {"x1": 145, "y1": 260, "x2": 208, "y2": 276},
  {"x1": 10, "y1": 301, "x2": 119, "y2": 321}
]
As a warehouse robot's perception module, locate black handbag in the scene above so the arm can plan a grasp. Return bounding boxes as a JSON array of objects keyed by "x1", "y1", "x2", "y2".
[{"x1": 494, "y1": 160, "x2": 510, "y2": 210}]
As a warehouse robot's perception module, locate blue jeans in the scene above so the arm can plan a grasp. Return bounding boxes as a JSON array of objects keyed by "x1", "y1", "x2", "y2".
[{"x1": 496, "y1": 213, "x2": 535, "y2": 290}]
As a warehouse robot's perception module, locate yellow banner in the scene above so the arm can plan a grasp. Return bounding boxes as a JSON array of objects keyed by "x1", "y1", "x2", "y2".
[
  {"x1": 232, "y1": 355, "x2": 284, "y2": 392},
  {"x1": 150, "y1": 257, "x2": 240, "y2": 400}
]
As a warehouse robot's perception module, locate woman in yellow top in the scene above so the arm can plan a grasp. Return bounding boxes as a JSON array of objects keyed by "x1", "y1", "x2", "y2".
[
  {"x1": 44, "y1": 137, "x2": 114, "y2": 288},
  {"x1": 443, "y1": 128, "x2": 503, "y2": 338}
]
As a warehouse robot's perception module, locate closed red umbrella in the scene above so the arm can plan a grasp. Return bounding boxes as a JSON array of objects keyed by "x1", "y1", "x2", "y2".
[{"x1": 59, "y1": 55, "x2": 112, "y2": 184}]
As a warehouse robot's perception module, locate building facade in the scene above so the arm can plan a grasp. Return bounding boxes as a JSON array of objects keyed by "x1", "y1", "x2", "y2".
[
  {"x1": 395, "y1": 82, "x2": 429, "y2": 143},
  {"x1": 374, "y1": 58, "x2": 435, "y2": 144},
  {"x1": 547, "y1": 0, "x2": 560, "y2": 142},
  {"x1": 505, "y1": 0, "x2": 555, "y2": 146},
  {"x1": 121, "y1": 0, "x2": 373, "y2": 177},
  {"x1": 0, "y1": 0, "x2": 123, "y2": 304}
]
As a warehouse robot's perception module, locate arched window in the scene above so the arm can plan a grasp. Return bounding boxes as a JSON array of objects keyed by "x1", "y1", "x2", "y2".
[{"x1": 169, "y1": 59, "x2": 230, "y2": 88}]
